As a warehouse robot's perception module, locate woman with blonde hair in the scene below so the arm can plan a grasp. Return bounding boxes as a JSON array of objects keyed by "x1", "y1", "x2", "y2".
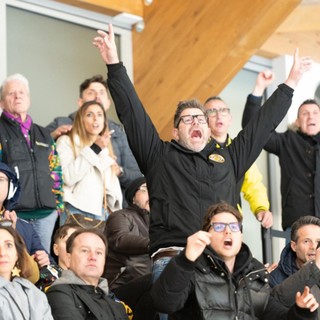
[
  {"x1": 0, "y1": 226, "x2": 53, "y2": 319},
  {"x1": 57, "y1": 100, "x2": 122, "y2": 226}
]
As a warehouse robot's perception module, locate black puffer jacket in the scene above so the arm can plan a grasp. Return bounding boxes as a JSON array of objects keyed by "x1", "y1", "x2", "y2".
[
  {"x1": 103, "y1": 205, "x2": 150, "y2": 290},
  {"x1": 151, "y1": 245, "x2": 316, "y2": 320}
]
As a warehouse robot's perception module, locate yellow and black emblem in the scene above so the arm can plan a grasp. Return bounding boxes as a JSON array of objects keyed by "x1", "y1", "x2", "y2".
[{"x1": 209, "y1": 154, "x2": 225, "y2": 163}]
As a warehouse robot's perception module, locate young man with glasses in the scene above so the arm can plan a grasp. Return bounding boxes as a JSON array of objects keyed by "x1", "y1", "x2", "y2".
[
  {"x1": 93, "y1": 25, "x2": 313, "y2": 319},
  {"x1": 151, "y1": 202, "x2": 319, "y2": 319},
  {"x1": 204, "y1": 96, "x2": 273, "y2": 228}
]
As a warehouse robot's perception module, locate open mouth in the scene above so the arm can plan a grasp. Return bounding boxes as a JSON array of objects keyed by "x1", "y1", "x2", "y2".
[
  {"x1": 191, "y1": 130, "x2": 202, "y2": 139},
  {"x1": 224, "y1": 238, "x2": 232, "y2": 247}
]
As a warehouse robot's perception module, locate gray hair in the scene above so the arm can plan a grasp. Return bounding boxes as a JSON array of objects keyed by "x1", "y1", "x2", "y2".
[{"x1": 0, "y1": 73, "x2": 30, "y2": 100}]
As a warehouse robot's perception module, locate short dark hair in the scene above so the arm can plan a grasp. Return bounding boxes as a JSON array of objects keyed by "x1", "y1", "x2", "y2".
[
  {"x1": 291, "y1": 215, "x2": 320, "y2": 242},
  {"x1": 173, "y1": 99, "x2": 206, "y2": 128},
  {"x1": 66, "y1": 228, "x2": 108, "y2": 255},
  {"x1": 0, "y1": 226, "x2": 31, "y2": 279},
  {"x1": 53, "y1": 223, "x2": 81, "y2": 244},
  {"x1": 202, "y1": 202, "x2": 243, "y2": 232},
  {"x1": 204, "y1": 96, "x2": 224, "y2": 105},
  {"x1": 297, "y1": 99, "x2": 320, "y2": 115},
  {"x1": 79, "y1": 75, "x2": 108, "y2": 98}
]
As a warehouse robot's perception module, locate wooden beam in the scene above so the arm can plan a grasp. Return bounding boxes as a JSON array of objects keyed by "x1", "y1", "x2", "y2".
[
  {"x1": 133, "y1": 0, "x2": 301, "y2": 140},
  {"x1": 258, "y1": 31, "x2": 320, "y2": 62},
  {"x1": 55, "y1": 0, "x2": 143, "y2": 17},
  {"x1": 276, "y1": 4, "x2": 320, "y2": 32}
]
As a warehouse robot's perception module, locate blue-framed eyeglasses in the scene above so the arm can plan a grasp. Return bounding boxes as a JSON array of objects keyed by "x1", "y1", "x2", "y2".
[
  {"x1": 210, "y1": 222, "x2": 242, "y2": 233},
  {"x1": 176, "y1": 114, "x2": 207, "y2": 127}
]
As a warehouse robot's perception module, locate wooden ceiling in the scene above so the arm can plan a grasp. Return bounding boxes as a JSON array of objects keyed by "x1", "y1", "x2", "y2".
[
  {"x1": 56, "y1": 0, "x2": 320, "y2": 139},
  {"x1": 258, "y1": 0, "x2": 320, "y2": 61}
]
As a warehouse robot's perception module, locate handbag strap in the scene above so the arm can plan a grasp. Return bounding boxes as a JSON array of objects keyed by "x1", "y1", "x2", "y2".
[{"x1": 65, "y1": 207, "x2": 104, "y2": 229}]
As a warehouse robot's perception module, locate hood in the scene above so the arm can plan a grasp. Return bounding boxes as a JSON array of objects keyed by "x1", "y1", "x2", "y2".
[
  {"x1": 51, "y1": 269, "x2": 109, "y2": 295},
  {"x1": 201, "y1": 242, "x2": 253, "y2": 278},
  {"x1": 277, "y1": 242, "x2": 298, "y2": 276},
  {"x1": 0, "y1": 162, "x2": 20, "y2": 211}
]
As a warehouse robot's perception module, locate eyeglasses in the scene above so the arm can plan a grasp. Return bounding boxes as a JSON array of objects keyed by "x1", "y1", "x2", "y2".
[
  {"x1": 210, "y1": 222, "x2": 241, "y2": 233},
  {"x1": 206, "y1": 108, "x2": 230, "y2": 117},
  {"x1": 176, "y1": 114, "x2": 207, "y2": 127}
]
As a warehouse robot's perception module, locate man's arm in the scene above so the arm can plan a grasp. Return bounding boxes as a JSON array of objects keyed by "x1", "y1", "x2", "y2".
[
  {"x1": 93, "y1": 24, "x2": 163, "y2": 173},
  {"x1": 151, "y1": 231, "x2": 211, "y2": 313},
  {"x1": 233, "y1": 49, "x2": 312, "y2": 179},
  {"x1": 106, "y1": 212, "x2": 149, "y2": 254},
  {"x1": 242, "y1": 69, "x2": 275, "y2": 128},
  {"x1": 272, "y1": 249, "x2": 320, "y2": 308},
  {"x1": 241, "y1": 163, "x2": 273, "y2": 228}
]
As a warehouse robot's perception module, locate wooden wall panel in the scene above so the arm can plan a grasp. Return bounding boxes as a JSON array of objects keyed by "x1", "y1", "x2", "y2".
[{"x1": 133, "y1": 0, "x2": 301, "y2": 139}]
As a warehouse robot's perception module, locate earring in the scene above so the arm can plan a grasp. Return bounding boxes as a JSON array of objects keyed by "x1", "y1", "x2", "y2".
[{"x1": 11, "y1": 266, "x2": 21, "y2": 277}]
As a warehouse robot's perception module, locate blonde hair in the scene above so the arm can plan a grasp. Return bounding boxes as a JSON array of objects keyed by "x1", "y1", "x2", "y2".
[{"x1": 68, "y1": 100, "x2": 114, "y2": 160}]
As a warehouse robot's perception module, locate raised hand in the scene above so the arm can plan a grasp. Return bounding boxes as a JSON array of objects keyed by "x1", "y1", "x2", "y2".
[
  {"x1": 93, "y1": 24, "x2": 119, "y2": 65},
  {"x1": 185, "y1": 231, "x2": 211, "y2": 262},
  {"x1": 94, "y1": 129, "x2": 114, "y2": 150},
  {"x1": 296, "y1": 286, "x2": 319, "y2": 312},
  {"x1": 252, "y1": 70, "x2": 275, "y2": 96},
  {"x1": 285, "y1": 48, "x2": 313, "y2": 89}
]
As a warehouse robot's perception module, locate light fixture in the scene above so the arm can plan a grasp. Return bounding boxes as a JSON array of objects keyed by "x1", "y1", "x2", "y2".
[{"x1": 135, "y1": 20, "x2": 145, "y2": 33}]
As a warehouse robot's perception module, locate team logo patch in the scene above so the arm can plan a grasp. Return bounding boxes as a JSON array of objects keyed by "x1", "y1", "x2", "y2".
[{"x1": 209, "y1": 154, "x2": 225, "y2": 163}]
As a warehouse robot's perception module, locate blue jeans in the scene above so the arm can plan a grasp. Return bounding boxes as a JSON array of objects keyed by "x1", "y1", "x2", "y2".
[
  {"x1": 28, "y1": 209, "x2": 57, "y2": 254},
  {"x1": 60, "y1": 203, "x2": 108, "y2": 226},
  {"x1": 152, "y1": 256, "x2": 173, "y2": 320}
]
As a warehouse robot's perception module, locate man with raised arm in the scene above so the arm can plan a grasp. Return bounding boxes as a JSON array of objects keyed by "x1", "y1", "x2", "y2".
[{"x1": 93, "y1": 25, "x2": 312, "y2": 299}]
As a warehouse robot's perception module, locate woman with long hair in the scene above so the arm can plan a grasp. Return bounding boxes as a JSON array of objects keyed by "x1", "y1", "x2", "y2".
[
  {"x1": 0, "y1": 226, "x2": 53, "y2": 319},
  {"x1": 57, "y1": 100, "x2": 122, "y2": 226}
]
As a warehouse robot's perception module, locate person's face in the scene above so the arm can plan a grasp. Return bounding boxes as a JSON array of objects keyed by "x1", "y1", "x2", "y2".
[
  {"x1": 53, "y1": 227, "x2": 79, "y2": 270},
  {"x1": 82, "y1": 104, "x2": 105, "y2": 138},
  {"x1": 0, "y1": 229, "x2": 18, "y2": 280},
  {"x1": 208, "y1": 212, "x2": 242, "y2": 265},
  {"x1": 204, "y1": 99, "x2": 232, "y2": 139},
  {"x1": 295, "y1": 104, "x2": 320, "y2": 136},
  {"x1": 172, "y1": 108, "x2": 211, "y2": 152},
  {"x1": 133, "y1": 183, "x2": 150, "y2": 211},
  {"x1": 0, "y1": 80, "x2": 30, "y2": 118},
  {"x1": 291, "y1": 224, "x2": 320, "y2": 268},
  {"x1": 67, "y1": 232, "x2": 106, "y2": 286},
  {"x1": 78, "y1": 82, "x2": 111, "y2": 111},
  {"x1": 0, "y1": 172, "x2": 9, "y2": 208}
]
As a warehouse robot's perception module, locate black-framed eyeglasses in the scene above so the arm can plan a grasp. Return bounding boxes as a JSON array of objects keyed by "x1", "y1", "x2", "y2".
[
  {"x1": 210, "y1": 222, "x2": 241, "y2": 233},
  {"x1": 206, "y1": 107, "x2": 230, "y2": 117},
  {"x1": 176, "y1": 114, "x2": 207, "y2": 127}
]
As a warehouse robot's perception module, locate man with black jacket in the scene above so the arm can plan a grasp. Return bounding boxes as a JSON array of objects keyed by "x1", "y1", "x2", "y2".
[
  {"x1": 150, "y1": 202, "x2": 318, "y2": 319},
  {"x1": 93, "y1": 25, "x2": 312, "y2": 307},
  {"x1": 242, "y1": 69, "x2": 320, "y2": 230}
]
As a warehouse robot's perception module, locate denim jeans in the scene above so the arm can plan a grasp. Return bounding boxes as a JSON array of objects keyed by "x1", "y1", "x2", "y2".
[
  {"x1": 152, "y1": 256, "x2": 173, "y2": 320},
  {"x1": 28, "y1": 209, "x2": 58, "y2": 254},
  {"x1": 59, "y1": 203, "x2": 109, "y2": 226}
]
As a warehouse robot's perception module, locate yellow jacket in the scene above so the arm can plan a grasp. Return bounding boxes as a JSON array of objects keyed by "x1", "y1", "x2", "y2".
[
  {"x1": 214, "y1": 136, "x2": 269, "y2": 216},
  {"x1": 241, "y1": 162, "x2": 270, "y2": 216}
]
